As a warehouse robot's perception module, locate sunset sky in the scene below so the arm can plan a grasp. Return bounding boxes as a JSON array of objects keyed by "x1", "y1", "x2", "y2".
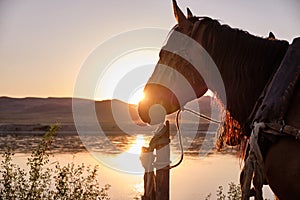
[{"x1": 1, "y1": 0, "x2": 299, "y2": 102}]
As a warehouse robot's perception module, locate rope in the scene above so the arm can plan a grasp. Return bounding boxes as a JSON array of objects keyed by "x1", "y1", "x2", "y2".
[
  {"x1": 241, "y1": 122, "x2": 265, "y2": 200},
  {"x1": 170, "y1": 108, "x2": 222, "y2": 169},
  {"x1": 181, "y1": 107, "x2": 222, "y2": 124},
  {"x1": 169, "y1": 110, "x2": 184, "y2": 169}
]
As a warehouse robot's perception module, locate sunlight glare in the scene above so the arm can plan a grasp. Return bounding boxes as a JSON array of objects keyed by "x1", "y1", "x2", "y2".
[
  {"x1": 104, "y1": 134, "x2": 147, "y2": 173},
  {"x1": 127, "y1": 135, "x2": 146, "y2": 155},
  {"x1": 134, "y1": 181, "x2": 145, "y2": 194},
  {"x1": 204, "y1": 89, "x2": 213, "y2": 97},
  {"x1": 94, "y1": 49, "x2": 159, "y2": 103},
  {"x1": 129, "y1": 88, "x2": 145, "y2": 105}
]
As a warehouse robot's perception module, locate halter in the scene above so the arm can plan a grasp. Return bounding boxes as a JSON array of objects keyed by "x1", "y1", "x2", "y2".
[
  {"x1": 170, "y1": 20, "x2": 222, "y2": 168},
  {"x1": 173, "y1": 19, "x2": 222, "y2": 124}
]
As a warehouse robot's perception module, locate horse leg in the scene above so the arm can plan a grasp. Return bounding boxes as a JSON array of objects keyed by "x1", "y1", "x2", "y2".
[{"x1": 264, "y1": 138, "x2": 300, "y2": 200}]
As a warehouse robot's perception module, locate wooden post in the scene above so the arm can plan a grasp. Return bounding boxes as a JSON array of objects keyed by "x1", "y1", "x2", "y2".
[
  {"x1": 141, "y1": 147, "x2": 156, "y2": 200},
  {"x1": 155, "y1": 120, "x2": 170, "y2": 200},
  {"x1": 141, "y1": 120, "x2": 170, "y2": 200}
]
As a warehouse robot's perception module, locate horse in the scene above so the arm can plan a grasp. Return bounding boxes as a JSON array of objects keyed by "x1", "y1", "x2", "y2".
[{"x1": 138, "y1": 1, "x2": 300, "y2": 199}]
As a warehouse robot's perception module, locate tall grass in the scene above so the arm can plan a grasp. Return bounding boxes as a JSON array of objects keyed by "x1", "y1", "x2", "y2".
[{"x1": 0, "y1": 125, "x2": 110, "y2": 200}]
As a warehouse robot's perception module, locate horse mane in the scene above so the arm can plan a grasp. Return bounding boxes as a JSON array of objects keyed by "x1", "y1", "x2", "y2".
[{"x1": 189, "y1": 17, "x2": 289, "y2": 149}]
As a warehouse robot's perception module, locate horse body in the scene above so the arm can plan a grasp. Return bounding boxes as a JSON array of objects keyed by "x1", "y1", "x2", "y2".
[
  {"x1": 264, "y1": 81, "x2": 300, "y2": 200},
  {"x1": 138, "y1": 1, "x2": 300, "y2": 199},
  {"x1": 286, "y1": 82, "x2": 300, "y2": 129}
]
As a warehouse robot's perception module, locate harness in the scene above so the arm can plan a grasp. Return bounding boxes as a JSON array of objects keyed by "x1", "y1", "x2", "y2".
[{"x1": 240, "y1": 37, "x2": 300, "y2": 200}]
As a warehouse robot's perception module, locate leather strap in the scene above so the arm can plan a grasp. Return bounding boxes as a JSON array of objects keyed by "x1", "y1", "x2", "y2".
[{"x1": 264, "y1": 122, "x2": 300, "y2": 140}]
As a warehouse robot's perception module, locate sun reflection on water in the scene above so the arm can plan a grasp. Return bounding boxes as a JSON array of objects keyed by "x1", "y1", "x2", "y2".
[
  {"x1": 126, "y1": 135, "x2": 146, "y2": 154},
  {"x1": 103, "y1": 134, "x2": 149, "y2": 174},
  {"x1": 134, "y1": 181, "x2": 145, "y2": 195}
]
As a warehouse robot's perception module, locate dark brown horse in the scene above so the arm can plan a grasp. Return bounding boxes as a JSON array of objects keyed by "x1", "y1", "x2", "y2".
[{"x1": 138, "y1": 1, "x2": 300, "y2": 199}]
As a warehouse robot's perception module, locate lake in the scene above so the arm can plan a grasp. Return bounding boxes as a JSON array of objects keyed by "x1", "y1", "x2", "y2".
[{"x1": 0, "y1": 133, "x2": 275, "y2": 199}]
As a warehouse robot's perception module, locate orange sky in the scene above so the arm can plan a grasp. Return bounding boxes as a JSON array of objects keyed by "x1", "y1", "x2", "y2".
[{"x1": 0, "y1": 0, "x2": 299, "y2": 102}]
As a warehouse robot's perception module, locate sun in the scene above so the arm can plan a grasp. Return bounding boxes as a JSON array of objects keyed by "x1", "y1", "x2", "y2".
[{"x1": 129, "y1": 87, "x2": 145, "y2": 105}]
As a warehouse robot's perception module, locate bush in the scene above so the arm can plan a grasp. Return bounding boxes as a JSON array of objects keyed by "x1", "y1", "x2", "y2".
[
  {"x1": 0, "y1": 125, "x2": 110, "y2": 200},
  {"x1": 205, "y1": 182, "x2": 241, "y2": 200}
]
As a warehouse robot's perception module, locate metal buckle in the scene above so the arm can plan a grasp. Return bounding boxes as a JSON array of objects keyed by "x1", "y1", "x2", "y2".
[
  {"x1": 296, "y1": 130, "x2": 300, "y2": 140},
  {"x1": 279, "y1": 120, "x2": 286, "y2": 134}
]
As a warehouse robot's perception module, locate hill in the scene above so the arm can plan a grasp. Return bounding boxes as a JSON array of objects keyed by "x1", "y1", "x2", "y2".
[{"x1": 0, "y1": 96, "x2": 215, "y2": 135}]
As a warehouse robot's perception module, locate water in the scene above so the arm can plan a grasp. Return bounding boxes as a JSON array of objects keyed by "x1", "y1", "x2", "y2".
[{"x1": 0, "y1": 134, "x2": 275, "y2": 199}]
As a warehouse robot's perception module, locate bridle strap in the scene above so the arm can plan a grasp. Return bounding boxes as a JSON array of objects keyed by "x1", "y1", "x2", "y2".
[{"x1": 190, "y1": 20, "x2": 203, "y2": 39}]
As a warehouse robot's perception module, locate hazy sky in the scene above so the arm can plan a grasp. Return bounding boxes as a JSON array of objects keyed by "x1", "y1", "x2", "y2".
[{"x1": 1, "y1": 0, "x2": 299, "y2": 101}]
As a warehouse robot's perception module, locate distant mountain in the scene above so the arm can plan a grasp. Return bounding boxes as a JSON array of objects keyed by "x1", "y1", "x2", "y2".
[
  {"x1": 94, "y1": 99, "x2": 140, "y2": 124},
  {"x1": 0, "y1": 96, "x2": 215, "y2": 135},
  {"x1": 0, "y1": 97, "x2": 145, "y2": 135},
  {"x1": 0, "y1": 97, "x2": 74, "y2": 124}
]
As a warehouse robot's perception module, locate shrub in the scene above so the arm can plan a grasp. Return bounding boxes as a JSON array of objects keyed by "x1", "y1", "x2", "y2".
[
  {"x1": 0, "y1": 125, "x2": 110, "y2": 200},
  {"x1": 205, "y1": 182, "x2": 241, "y2": 200},
  {"x1": 206, "y1": 183, "x2": 271, "y2": 200}
]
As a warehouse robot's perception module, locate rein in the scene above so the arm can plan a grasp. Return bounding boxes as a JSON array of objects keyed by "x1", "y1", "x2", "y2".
[
  {"x1": 180, "y1": 107, "x2": 222, "y2": 124},
  {"x1": 171, "y1": 106, "x2": 222, "y2": 169}
]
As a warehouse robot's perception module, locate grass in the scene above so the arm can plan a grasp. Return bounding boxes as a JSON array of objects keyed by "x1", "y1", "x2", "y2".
[{"x1": 0, "y1": 125, "x2": 110, "y2": 200}]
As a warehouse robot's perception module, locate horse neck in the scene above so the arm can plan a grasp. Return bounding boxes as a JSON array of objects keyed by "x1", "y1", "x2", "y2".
[{"x1": 200, "y1": 25, "x2": 289, "y2": 126}]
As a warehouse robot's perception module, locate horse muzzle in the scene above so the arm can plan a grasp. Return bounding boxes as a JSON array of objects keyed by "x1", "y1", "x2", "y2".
[{"x1": 138, "y1": 84, "x2": 180, "y2": 124}]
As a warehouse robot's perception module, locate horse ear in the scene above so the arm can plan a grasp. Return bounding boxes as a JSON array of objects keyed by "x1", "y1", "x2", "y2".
[
  {"x1": 268, "y1": 32, "x2": 276, "y2": 40},
  {"x1": 187, "y1": 7, "x2": 193, "y2": 19},
  {"x1": 172, "y1": 0, "x2": 191, "y2": 29}
]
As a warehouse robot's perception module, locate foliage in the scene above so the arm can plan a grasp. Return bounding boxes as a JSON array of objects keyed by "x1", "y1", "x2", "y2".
[
  {"x1": 0, "y1": 125, "x2": 110, "y2": 200},
  {"x1": 205, "y1": 182, "x2": 271, "y2": 200},
  {"x1": 205, "y1": 182, "x2": 241, "y2": 200}
]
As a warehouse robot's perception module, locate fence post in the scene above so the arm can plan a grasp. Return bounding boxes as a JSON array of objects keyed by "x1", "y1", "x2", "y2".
[
  {"x1": 141, "y1": 146, "x2": 156, "y2": 200},
  {"x1": 141, "y1": 120, "x2": 170, "y2": 200},
  {"x1": 155, "y1": 120, "x2": 170, "y2": 200}
]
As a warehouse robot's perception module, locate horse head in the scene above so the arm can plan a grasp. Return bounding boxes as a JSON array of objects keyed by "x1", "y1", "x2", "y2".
[
  {"x1": 138, "y1": 1, "x2": 209, "y2": 124},
  {"x1": 138, "y1": 0, "x2": 288, "y2": 127}
]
